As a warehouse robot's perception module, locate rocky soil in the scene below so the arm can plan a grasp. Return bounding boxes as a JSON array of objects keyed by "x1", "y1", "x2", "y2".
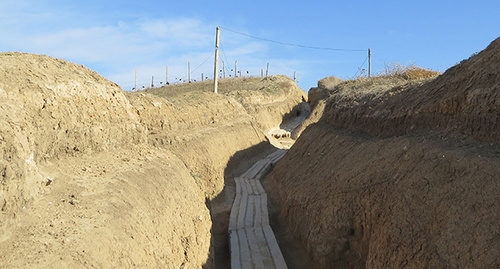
[{"x1": 266, "y1": 37, "x2": 500, "y2": 268}]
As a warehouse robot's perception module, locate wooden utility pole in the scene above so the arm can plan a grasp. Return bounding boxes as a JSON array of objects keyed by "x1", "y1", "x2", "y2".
[
  {"x1": 134, "y1": 69, "x2": 137, "y2": 91},
  {"x1": 214, "y1": 26, "x2": 220, "y2": 93},
  {"x1": 166, "y1": 66, "x2": 168, "y2": 85},
  {"x1": 201, "y1": 73, "x2": 204, "y2": 82},
  {"x1": 266, "y1": 63, "x2": 269, "y2": 77},
  {"x1": 188, "y1": 61, "x2": 191, "y2": 82},
  {"x1": 235, "y1": 60, "x2": 237, "y2": 78},
  {"x1": 368, "y1": 48, "x2": 371, "y2": 78}
]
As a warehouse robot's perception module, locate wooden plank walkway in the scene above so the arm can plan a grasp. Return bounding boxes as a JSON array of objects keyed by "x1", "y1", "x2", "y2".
[{"x1": 229, "y1": 149, "x2": 288, "y2": 269}]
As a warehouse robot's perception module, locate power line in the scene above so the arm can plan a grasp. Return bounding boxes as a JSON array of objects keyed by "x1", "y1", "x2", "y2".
[
  {"x1": 221, "y1": 26, "x2": 366, "y2": 52},
  {"x1": 219, "y1": 43, "x2": 232, "y2": 74},
  {"x1": 190, "y1": 51, "x2": 215, "y2": 76},
  {"x1": 176, "y1": 51, "x2": 215, "y2": 82},
  {"x1": 354, "y1": 56, "x2": 368, "y2": 77},
  {"x1": 130, "y1": 52, "x2": 214, "y2": 88}
]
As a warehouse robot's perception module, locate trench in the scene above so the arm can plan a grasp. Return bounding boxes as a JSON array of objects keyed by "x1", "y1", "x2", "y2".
[
  {"x1": 207, "y1": 141, "x2": 275, "y2": 268},
  {"x1": 203, "y1": 105, "x2": 311, "y2": 268},
  {"x1": 207, "y1": 143, "x2": 308, "y2": 269}
]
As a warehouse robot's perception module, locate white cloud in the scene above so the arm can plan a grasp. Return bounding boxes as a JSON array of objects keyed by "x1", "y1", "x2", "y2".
[
  {"x1": 4, "y1": 17, "x2": 213, "y2": 63},
  {"x1": 138, "y1": 18, "x2": 212, "y2": 46},
  {"x1": 0, "y1": 2, "x2": 319, "y2": 90},
  {"x1": 111, "y1": 50, "x2": 217, "y2": 90},
  {"x1": 222, "y1": 41, "x2": 268, "y2": 57},
  {"x1": 30, "y1": 26, "x2": 132, "y2": 62}
]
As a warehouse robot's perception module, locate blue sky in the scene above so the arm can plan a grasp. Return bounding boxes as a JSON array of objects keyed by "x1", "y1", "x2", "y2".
[{"x1": 1, "y1": 0, "x2": 499, "y2": 91}]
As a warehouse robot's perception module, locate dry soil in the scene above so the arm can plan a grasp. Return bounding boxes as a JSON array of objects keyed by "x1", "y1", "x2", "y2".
[
  {"x1": 266, "y1": 37, "x2": 500, "y2": 268},
  {"x1": 0, "y1": 52, "x2": 306, "y2": 268}
]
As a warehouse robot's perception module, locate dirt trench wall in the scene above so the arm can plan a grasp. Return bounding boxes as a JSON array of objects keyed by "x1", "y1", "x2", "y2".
[
  {"x1": 0, "y1": 53, "x2": 212, "y2": 268},
  {"x1": 0, "y1": 52, "x2": 144, "y2": 219},
  {"x1": 126, "y1": 84, "x2": 306, "y2": 199},
  {"x1": 268, "y1": 125, "x2": 500, "y2": 268},
  {"x1": 0, "y1": 52, "x2": 307, "y2": 268},
  {"x1": 321, "y1": 38, "x2": 500, "y2": 143},
  {"x1": 266, "y1": 37, "x2": 500, "y2": 268},
  {"x1": 1, "y1": 146, "x2": 212, "y2": 268}
]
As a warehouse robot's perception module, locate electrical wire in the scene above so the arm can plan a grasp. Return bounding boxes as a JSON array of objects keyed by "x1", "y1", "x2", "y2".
[
  {"x1": 129, "y1": 27, "x2": 368, "y2": 89},
  {"x1": 221, "y1": 26, "x2": 366, "y2": 52},
  {"x1": 354, "y1": 56, "x2": 368, "y2": 77},
  {"x1": 176, "y1": 51, "x2": 215, "y2": 81},
  {"x1": 190, "y1": 51, "x2": 215, "y2": 76},
  {"x1": 219, "y1": 43, "x2": 232, "y2": 76}
]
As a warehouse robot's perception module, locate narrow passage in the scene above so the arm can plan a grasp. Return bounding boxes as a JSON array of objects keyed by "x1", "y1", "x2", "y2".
[{"x1": 228, "y1": 149, "x2": 288, "y2": 269}]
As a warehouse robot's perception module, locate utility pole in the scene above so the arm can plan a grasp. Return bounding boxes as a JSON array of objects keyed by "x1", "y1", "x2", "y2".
[
  {"x1": 368, "y1": 48, "x2": 371, "y2": 78},
  {"x1": 235, "y1": 60, "x2": 237, "y2": 78},
  {"x1": 261, "y1": 69, "x2": 263, "y2": 77},
  {"x1": 166, "y1": 66, "x2": 168, "y2": 85},
  {"x1": 293, "y1": 71, "x2": 296, "y2": 81},
  {"x1": 201, "y1": 73, "x2": 204, "y2": 82},
  {"x1": 188, "y1": 61, "x2": 191, "y2": 82},
  {"x1": 214, "y1": 26, "x2": 220, "y2": 93},
  {"x1": 151, "y1": 76, "x2": 154, "y2": 88},
  {"x1": 266, "y1": 63, "x2": 269, "y2": 77},
  {"x1": 134, "y1": 69, "x2": 137, "y2": 91}
]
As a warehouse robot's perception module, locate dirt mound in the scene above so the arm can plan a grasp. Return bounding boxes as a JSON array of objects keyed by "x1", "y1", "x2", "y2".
[
  {"x1": 307, "y1": 76, "x2": 343, "y2": 110},
  {"x1": 290, "y1": 74, "x2": 341, "y2": 139},
  {"x1": 0, "y1": 52, "x2": 306, "y2": 267},
  {"x1": 0, "y1": 53, "x2": 211, "y2": 268},
  {"x1": 0, "y1": 52, "x2": 144, "y2": 219},
  {"x1": 2, "y1": 145, "x2": 212, "y2": 268},
  {"x1": 321, "y1": 38, "x2": 500, "y2": 143},
  {"x1": 266, "y1": 38, "x2": 500, "y2": 268},
  {"x1": 125, "y1": 77, "x2": 306, "y2": 199}
]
